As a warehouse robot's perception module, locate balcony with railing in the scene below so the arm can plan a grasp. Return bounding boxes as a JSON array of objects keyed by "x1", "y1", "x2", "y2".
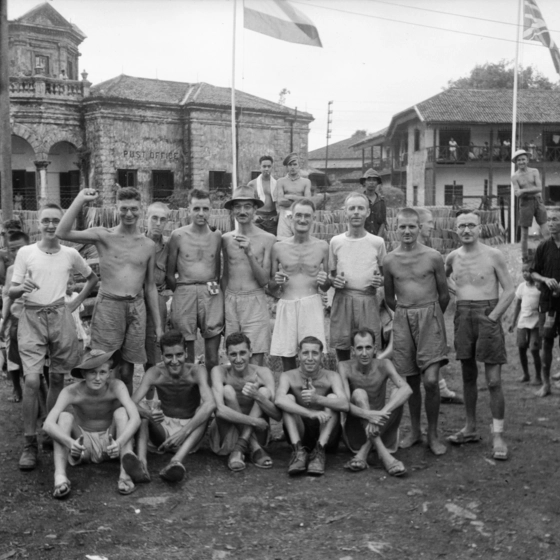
[
  {"x1": 393, "y1": 153, "x2": 408, "y2": 169},
  {"x1": 9, "y1": 75, "x2": 89, "y2": 100},
  {"x1": 427, "y1": 144, "x2": 560, "y2": 165}
]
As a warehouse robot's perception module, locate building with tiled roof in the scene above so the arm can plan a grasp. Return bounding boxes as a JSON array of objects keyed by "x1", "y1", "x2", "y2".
[{"x1": 8, "y1": 4, "x2": 313, "y2": 208}]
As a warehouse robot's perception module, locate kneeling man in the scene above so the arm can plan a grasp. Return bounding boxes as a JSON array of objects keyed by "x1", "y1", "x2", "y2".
[
  {"x1": 209, "y1": 333, "x2": 281, "y2": 471},
  {"x1": 43, "y1": 350, "x2": 141, "y2": 499},
  {"x1": 339, "y1": 329, "x2": 412, "y2": 476},
  {"x1": 132, "y1": 330, "x2": 215, "y2": 483},
  {"x1": 275, "y1": 336, "x2": 348, "y2": 476}
]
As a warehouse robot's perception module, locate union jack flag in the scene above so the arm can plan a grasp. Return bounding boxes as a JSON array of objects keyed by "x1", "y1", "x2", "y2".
[{"x1": 524, "y1": 0, "x2": 560, "y2": 75}]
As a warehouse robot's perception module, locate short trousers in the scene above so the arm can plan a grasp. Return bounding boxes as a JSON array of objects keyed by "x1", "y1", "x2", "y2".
[
  {"x1": 282, "y1": 414, "x2": 341, "y2": 452},
  {"x1": 171, "y1": 284, "x2": 224, "y2": 341},
  {"x1": 255, "y1": 209, "x2": 278, "y2": 236},
  {"x1": 147, "y1": 415, "x2": 203, "y2": 454},
  {"x1": 90, "y1": 291, "x2": 147, "y2": 364},
  {"x1": 393, "y1": 301, "x2": 448, "y2": 376},
  {"x1": 18, "y1": 298, "x2": 81, "y2": 375},
  {"x1": 454, "y1": 299, "x2": 507, "y2": 364},
  {"x1": 330, "y1": 289, "x2": 381, "y2": 351},
  {"x1": 145, "y1": 293, "x2": 168, "y2": 365},
  {"x1": 517, "y1": 326, "x2": 541, "y2": 350},
  {"x1": 341, "y1": 406, "x2": 403, "y2": 454},
  {"x1": 518, "y1": 195, "x2": 547, "y2": 228},
  {"x1": 270, "y1": 294, "x2": 326, "y2": 357},
  {"x1": 208, "y1": 418, "x2": 270, "y2": 456},
  {"x1": 225, "y1": 288, "x2": 271, "y2": 354},
  {"x1": 68, "y1": 426, "x2": 112, "y2": 465},
  {"x1": 538, "y1": 311, "x2": 560, "y2": 339}
]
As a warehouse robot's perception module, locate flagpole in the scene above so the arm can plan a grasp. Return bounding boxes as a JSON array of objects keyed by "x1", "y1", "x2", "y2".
[
  {"x1": 231, "y1": 0, "x2": 238, "y2": 191},
  {"x1": 510, "y1": 0, "x2": 523, "y2": 244}
]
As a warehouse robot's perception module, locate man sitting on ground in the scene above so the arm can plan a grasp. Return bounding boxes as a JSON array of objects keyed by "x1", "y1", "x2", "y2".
[
  {"x1": 275, "y1": 336, "x2": 348, "y2": 477},
  {"x1": 209, "y1": 332, "x2": 281, "y2": 471},
  {"x1": 43, "y1": 349, "x2": 142, "y2": 499},
  {"x1": 338, "y1": 328, "x2": 412, "y2": 476},
  {"x1": 132, "y1": 330, "x2": 215, "y2": 483}
]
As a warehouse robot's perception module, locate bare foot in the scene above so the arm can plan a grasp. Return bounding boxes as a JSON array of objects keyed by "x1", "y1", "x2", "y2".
[
  {"x1": 519, "y1": 375, "x2": 530, "y2": 383},
  {"x1": 492, "y1": 433, "x2": 508, "y2": 461},
  {"x1": 399, "y1": 432, "x2": 422, "y2": 449},
  {"x1": 535, "y1": 384, "x2": 551, "y2": 398},
  {"x1": 530, "y1": 378, "x2": 543, "y2": 386},
  {"x1": 428, "y1": 437, "x2": 447, "y2": 456}
]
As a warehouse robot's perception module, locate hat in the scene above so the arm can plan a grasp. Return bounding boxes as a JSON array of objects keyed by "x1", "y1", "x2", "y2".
[
  {"x1": 359, "y1": 168, "x2": 382, "y2": 185},
  {"x1": 283, "y1": 152, "x2": 299, "y2": 166},
  {"x1": 512, "y1": 149, "x2": 530, "y2": 162},
  {"x1": 223, "y1": 185, "x2": 264, "y2": 210},
  {"x1": 71, "y1": 349, "x2": 116, "y2": 378}
]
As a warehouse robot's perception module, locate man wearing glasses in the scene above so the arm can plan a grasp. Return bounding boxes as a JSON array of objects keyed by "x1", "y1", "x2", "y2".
[
  {"x1": 445, "y1": 211, "x2": 514, "y2": 460},
  {"x1": 10, "y1": 203, "x2": 98, "y2": 470},
  {"x1": 57, "y1": 188, "x2": 162, "y2": 394}
]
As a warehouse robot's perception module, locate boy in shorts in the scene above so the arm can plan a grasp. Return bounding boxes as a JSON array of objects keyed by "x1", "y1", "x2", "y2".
[
  {"x1": 43, "y1": 349, "x2": 142, "y2": 499},
  {"x1": 509, "y1": 264, "x2": 542, "y2": 384}
]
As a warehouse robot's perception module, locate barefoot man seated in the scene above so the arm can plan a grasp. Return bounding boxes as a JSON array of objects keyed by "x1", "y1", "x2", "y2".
[
  {"x1": 269, "y1": 198, "x2": 330, "y2": 371},
  {"x1": 132, "y1": 330, "x2": 215, "y2": 483},
  {"x1": 339, "y1": 328, "x2": 412, "y2": 476},
  {"x1": 275, "y1": 336, "x2": 348, "y2": 476},
  {"x1": 384, "y1": 208, "x2": 450, "y2": 456},
  {"x1": 445, "y1": 211, "x2": 514, "y2": 460},
  {"x1": 209, "y1": 333, "x2": 281, "y2": 471},
  {"x1": 43, "y1": 349, "x2": 142, "y2": 499}
]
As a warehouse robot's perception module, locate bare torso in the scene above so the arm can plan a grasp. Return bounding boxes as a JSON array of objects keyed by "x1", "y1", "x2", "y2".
[
  {"x1": 285, "y1": 368, "x2": 335, "y2": 411},
  {"x1": 219, "y1": 364, "x2": 266, "y2": 415},
  {"x1": 513, "y1": 167, "x2": 540, "y2": 196},
  {"x1": 340, "y1": 360, "x2": 388, "y2": 411},
  {"x1": 277, "y1": 176, "x2": 311, "y2": 208},
  {"x1": 248, "y1": 177, "x2": 275, "y2": 212}
]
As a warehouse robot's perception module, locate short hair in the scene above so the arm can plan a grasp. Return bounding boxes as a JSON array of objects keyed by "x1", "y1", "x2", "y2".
[
  {"x1": 38, "y1": 202, "x2": 63, "y2": 217},
  {"x1": 147, "y1": 201, "x2": 169, "y2": 215},
  {"x1": 455, "y1": 209, "x2": 481, "y2": 219},
  {"x1": 117, "y1": 187, "x2": 141, "y2": 202},
  {"x1": 351, "y1": 328, "x2": 376, "y2": 347},
  {"x1": 159, "y1": 329, "x2": 185, "y2": 351},
  {"x1": 291, "y1": 198, "x2": 316, "y2": 213},
  {"x1": 189, "y1": 188, "x2": 211, "y2": 204},
  {"x1": 225, "y1": 332, "x2": 252, "y2": 351},
  {"x1": 396, "y1": 207, "x2": 420, "y2": 223},
  {"x1": 3, "y1": 219, "x2": 22, "y2": 232},
  {"x1": 298, "y1": 335, "x2": 324, "y2": 353},
  {"x1": 344, "y1": 192, "x2": 369, "y2": 207},
  {"x1": 9, "y1": 231, "x2": 29, "y2": 244},
  {"x1": 259, "y1": 155, "x2": 273, "y2": 164},
  {"x1": 414, "y1": 207, "x2": 433, "y2": 224}
]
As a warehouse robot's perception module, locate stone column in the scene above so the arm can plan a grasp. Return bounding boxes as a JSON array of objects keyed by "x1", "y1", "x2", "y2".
[{"x1": 34, "y1": 160, "x2": 50, "y2": 205}]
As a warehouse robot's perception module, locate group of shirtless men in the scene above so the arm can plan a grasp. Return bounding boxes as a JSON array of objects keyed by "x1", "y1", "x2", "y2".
[{"x1": 6, "y1": 152, "x2": 517, "y2": 500}]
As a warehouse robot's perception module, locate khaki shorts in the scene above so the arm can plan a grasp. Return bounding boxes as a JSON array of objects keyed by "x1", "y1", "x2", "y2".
[
  {"x1": 90, "y1": 291, "x2": 147, "y2": 364},
  {"x1": 18, "y1": 298, "x2": 81, "y2": 375},
  {"x1": 171, "y1": 284, "x2": 224, "y2": 341},
  {"x1": 68, "y1": 426, "x2": 112, "y2": 465},
  {"x1": 146, "y1": 293, "x2": 168, "y2": 365},
  {"x1": 518, "y1": 195, "x2": 547, "y2": 228},
  {"x1": 147, "y1": 415, "x2": 203, "y2": 454}
]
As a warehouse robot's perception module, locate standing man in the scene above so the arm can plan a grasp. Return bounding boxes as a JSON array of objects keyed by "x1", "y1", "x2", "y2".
[
  {"x1": 10, "y1": 203, "x2": 98, "y2": 470},
  {"x1": 269, "y1": 199, "x2": 330, "y2": 371},
  {"x1": 511, "y1": 149, "x2": 549, "y2": 263},
  {"x1": 166, "y1": 189, "x2": 223, "y2": 372},
  {"x1": 248, "y1": 156, "x2": 278, "y2": 236},
  {"x1": 384, "y1": 208, "x2": 450, "y2": 456},
  {"x1": 222, "y1": 186, "x2": 276, "y2": 366},
  {"x1": 445, "y1": 211, "x2": 514, "y2": 460},
  {"x1": 361, "y1": 168, "x2": 387, "y2": 237},
  {"x1": 449, "y1": 137, "x2": 458, "y2": 161},
  {"x1": 329, "y1": 192, "x2": 386, "y2": 361},
  {"x1": 56, "y1": 187, "x2": 162, "y2": 394},
  {"x1": 530, "y1": 208, "x2": 560, "y2": 397},
  {"x1": 276, "y1": 153, "x2": 312, "y2": 239},
  {"x1": 145, "y1": 202, "x2": 170, "y2": 372}
]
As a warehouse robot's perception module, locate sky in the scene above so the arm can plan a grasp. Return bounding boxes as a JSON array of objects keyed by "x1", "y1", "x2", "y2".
[{"x1": 9, "y1": 0, "x2": 560, "y2": 151}]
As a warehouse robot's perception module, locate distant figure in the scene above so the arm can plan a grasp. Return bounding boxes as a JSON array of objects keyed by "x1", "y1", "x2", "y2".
[
  {"x1": 528, "y1": 139, "x2": 538, "y2": 161},
  {"x1": 58, "y1": 69, "x2": 68, "y2": 80},
  {"x1": 14, "y1": 194, "x2": 23, "y2": 212},
  {"x1": 360, "y1": 168, "x2": 387, "y2": 237},
  {"x1": 448, "y1": 137, "x2": 458, "y2": 161}
]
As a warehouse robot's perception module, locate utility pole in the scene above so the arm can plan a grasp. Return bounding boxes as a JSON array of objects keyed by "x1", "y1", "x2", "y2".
[
  {"x1": 324, "y1": 101, "x2": 333, "y2": 188},
  {"x1": 0, "y1": 0, "x2": 13, "y2": 219}
]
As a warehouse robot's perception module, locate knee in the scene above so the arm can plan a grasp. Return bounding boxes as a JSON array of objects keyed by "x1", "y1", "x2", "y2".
[
  {"x1": 58, "y1": 411, "x2": 74, "y2": 429},
  {"x1": 49, "y1": 372, "x2": 64, "y2": 386},
  {"x1": 487, "y1": 377, "x2": 502, "y2": 392},
  {"x1": 24, "y1": 373, "x2": 41, "y2": 392},
  {"x1": 351, "y1": 388, "x2": 368, "y2": 404},
  {"x1": 423, "y1": 376, "x2": 439, "y2": 393},
  {"x1": 113, "y1": 407, "x2": 128, "y2": 422},
  {"x1": 258, "y1": 386, "x2": 271, "y2": 400},
  {"x1": 223, "y1": 384, "x2": 237, "y2": 404}
]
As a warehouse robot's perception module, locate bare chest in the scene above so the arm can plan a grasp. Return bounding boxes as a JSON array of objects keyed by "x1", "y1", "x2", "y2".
[
  {"x1": 278, "y1": 245, "x2": 322, "y2": 275},
  {"x1": 179, "y1": 234, "x2": 218, "y2": 262},
  {"x1": 98, "y1": 236, "x2": 150, "y2": 267}
]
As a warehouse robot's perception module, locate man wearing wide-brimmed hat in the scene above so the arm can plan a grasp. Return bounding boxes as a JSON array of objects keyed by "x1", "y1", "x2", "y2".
[
  {"x1": 511, "y1": 149, "x2": 549, "y2": 262},
  {"x1": 222, "y1": 185, "x2": 276, "y2": 365},
  {"x1": 360, "y1": 168, "x2": 387, "y2": 237}
]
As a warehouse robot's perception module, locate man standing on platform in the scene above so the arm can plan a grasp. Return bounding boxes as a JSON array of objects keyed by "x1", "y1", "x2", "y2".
[{"x1": 248, "y1": 156, "x2": 278, "y2": 236}]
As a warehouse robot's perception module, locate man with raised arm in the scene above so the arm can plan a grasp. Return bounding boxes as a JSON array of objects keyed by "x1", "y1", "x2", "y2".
[
  {"x1": 248, "y1": 155, "x2": 278, "y2": 235},
  {"x1": 56, "y1": 187, "x2": 162, "y2": 394},
  {"x1": 209, "y1": 332, "x2": 281, "y2": 471},
  {"x1": 276, "y1": 153, "x2": 312, "y2": 239},
  {"x1": 329, "y1": 192, "x2": 386, "y2": 362},
  {"x1": 338, "y1": 328, "x2": 411, "y2": 476},
  {"x1": 132, "y1": 330, "x2": 215, "y2": 483},
  {"x1": 384, "y1": 208, "x2": 450, "y2": 456},
  {"x1": 275, "y1": 336, "x2": 348, "y2": 477},
  {"x1": 222, "y1": 186, "x2": 276, "y2": 366},
  {"x1": 269, "y1": 198, "x2": 330, "y2": 371},
  {"x1": 166, "y1": 189, "x2": 223, "y2": 371},
  {"x1": 10, "y1": 204, "x2": 98, "y2": 470},
  {"x1": 445, "y1": 211, "x2": 514, "y2": 460}
]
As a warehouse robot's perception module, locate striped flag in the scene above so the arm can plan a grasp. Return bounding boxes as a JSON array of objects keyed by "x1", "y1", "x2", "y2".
[
  {"x1": 523, "y1": 0, "x2": 560, "y2": 75},
  {"x1": 244, "y1": 0, "x2": 322, "y2": 48}
]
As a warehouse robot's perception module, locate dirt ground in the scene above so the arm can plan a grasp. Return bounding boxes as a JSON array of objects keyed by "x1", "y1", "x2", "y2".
[{"x1": 1, "y1": 244, "x2": 560, "y2": 560}]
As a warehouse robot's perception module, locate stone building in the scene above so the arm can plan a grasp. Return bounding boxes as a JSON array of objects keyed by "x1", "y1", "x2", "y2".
[{"x1": 8, "y1": 3, "x2": 313, "y2": 210}]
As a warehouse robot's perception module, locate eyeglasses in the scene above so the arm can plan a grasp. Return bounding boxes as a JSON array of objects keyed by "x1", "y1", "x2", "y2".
[
  {"x1": 457, "y1": 223, "x2": 479, "y2": 230},
  {"x1": 40, "y1": 218, "x2": 61, "y2": 225}
]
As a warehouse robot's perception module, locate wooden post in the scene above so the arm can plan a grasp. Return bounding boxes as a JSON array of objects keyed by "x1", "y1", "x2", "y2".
[{"x1": 0, "y1": 0, "x2": 13, "y2": 219}]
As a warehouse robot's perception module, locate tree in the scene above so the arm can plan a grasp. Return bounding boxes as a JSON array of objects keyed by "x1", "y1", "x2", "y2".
[
  {"x1": 278, "y1": 88, "x2": 290, "y2": 105},
  {"x1": 446, "y1": 60, "x2": 559, "y2": 90}
]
